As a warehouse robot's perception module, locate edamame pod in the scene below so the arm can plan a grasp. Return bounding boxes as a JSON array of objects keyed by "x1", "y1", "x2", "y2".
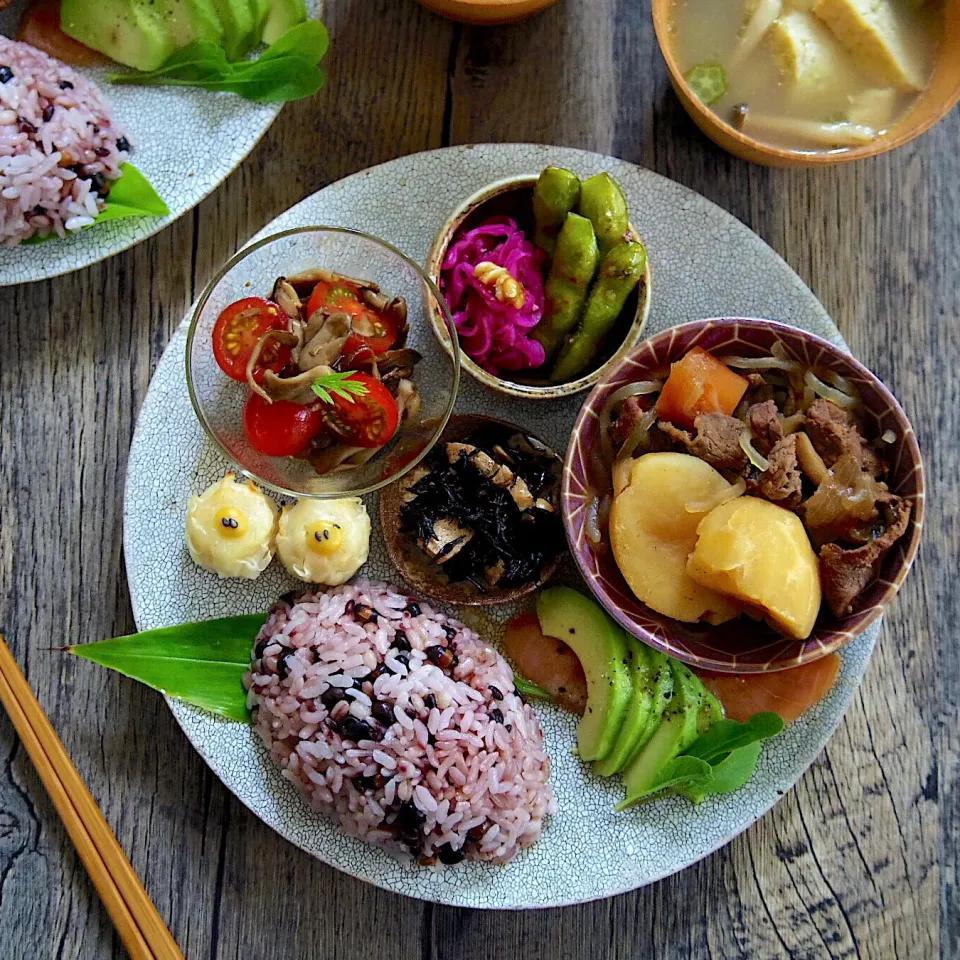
[
  {"x1": 532, "y1": 166, "x2": 581, "y2": 255},
  {"x1": 579, "y1": 173, "x2": 629, "y2": 255},
  {"x1": 551, "y1": 240, "x2": 647, "y2": 383},
  {"x1": 534, "y1": 213, "x2": 600, "y2": 361}
]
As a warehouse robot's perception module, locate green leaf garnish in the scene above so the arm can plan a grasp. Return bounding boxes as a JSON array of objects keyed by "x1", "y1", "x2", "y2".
[
  {"x1": 685, "y1": 62, "x2": 728, "y2": 106},
  {"x1": 108, "y1": 22, "x2": 330, "y2": 104},
  {"x1": 623, "y1": 712, "x2": 785, "y2": 805},
  {"x1": 311, "y1": 370, "x2": 369, "y2": 405},
  {"x1": 513, "y1": 676, "x2": 554, "y2": 701},
  {"x1": 67, "y1": 614, "x2": 267, "y2": 721},
  {"x1": 22, "y1": 162, "x2": 168, "y2": 245}
]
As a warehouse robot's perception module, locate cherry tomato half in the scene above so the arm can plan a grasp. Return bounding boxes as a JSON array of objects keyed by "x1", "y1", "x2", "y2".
[
  {"x1": 306, "y1": 280, "x2": 398, "y2": 356},
  {"x1": 243, "y1": 394, "x2": 325, "y2": 457},
  {"x1": 326, "y1": 373, "x2": 400, "y2": 449},
  {"x1": 212, "y1": 297, "x2": 290, "y2": 382}
]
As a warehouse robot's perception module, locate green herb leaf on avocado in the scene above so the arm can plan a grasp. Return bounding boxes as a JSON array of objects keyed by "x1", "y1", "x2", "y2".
[
  {"x1": 23, "y1": 163, "x2": 168, "y2": 245},
  {"x1": 311, "y1": 370, "x2": 369, "y2": 405},
  {"x1": 683, "y1": 712, "x2": 784, "y2": 764},
  {"x1": 108, "y1": 22, "x2": 330, "y2": 104},
  {"x1": 67, "y1": 614, "x2": 267, "y2": 722},
  {"x1": 623, "y1": 712, "x2": 784, "y2": 805},
  {"x1": 513, "y1": 676, "x2": 555, "y2": 701}
]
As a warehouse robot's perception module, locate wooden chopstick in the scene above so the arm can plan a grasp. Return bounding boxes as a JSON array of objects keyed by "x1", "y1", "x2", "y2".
[{"x1": 0, "y1": 635, "x2": 184, "y2": 960}]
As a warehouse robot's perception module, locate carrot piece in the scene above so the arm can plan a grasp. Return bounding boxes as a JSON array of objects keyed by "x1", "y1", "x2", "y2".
[
  {"x1": 502, "y1": 613, "x2": 587, "y2": 716},
  {"x1": 656, "y1": 347, "x2": 749, "y2": 429},
  {"x1": 696, "y1": 653, "x2": 841, "y2": 724}
]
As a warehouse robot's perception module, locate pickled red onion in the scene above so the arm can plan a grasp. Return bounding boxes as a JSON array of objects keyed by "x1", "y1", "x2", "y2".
[{"x1": 440, "y1": 217, "x2": 547, "y2": 374}]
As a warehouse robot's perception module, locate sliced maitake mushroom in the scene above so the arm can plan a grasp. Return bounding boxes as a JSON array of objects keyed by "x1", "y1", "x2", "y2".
[
  {"x1": 261, "y1": 364, "x2": 334, "y2": 405},
  {"x1": 395, "y1": 378, "x2": 422, "y2": 423},
  {"x1": 272, "y1": 277, "x2": 302, "y2": 320},
  {"x1": 298, "y1": 312, "x2": 352, "y2": 371},
  {"x1": 245, "y1": 329, "x2": 300, "y2": 401}
]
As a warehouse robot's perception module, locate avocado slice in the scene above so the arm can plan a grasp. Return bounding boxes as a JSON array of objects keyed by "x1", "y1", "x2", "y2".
[
  {"x1": 213, "y1": 0, "x2": 258, "y2": 59},
  {"x1": 594, "y1": 646, "x2": 673, "y2": 776},
  {"x1": 618, "y1": 661, "x2": 702, "y2": 809},
  {"x1": 155, "y1": 0, "x2": 224, "y2": 49},
  {"x1": 261, "y1": 0, "x2": 307, "y2": 44},
  {"x1": 61, "y1": 0, "x2": 173, "y2": 70},
  {"x1": 537, "y1": 587, "x2": 632, "y2": 763}
]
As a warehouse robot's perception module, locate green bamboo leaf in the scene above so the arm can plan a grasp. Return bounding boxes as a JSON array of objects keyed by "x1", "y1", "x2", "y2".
[{"x1": 68, "y1": 614, "x2": 267, "y2": 722}]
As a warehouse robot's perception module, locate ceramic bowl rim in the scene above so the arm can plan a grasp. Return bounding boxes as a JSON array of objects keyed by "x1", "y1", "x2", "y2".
[
  {"x1": 650, "y1": 0, "x2": 960, "y2": 167},
  {"x1": 185, "y1": 225, "x2": 461, "y2": 500},
  {"x1": 425, "y1": 174, "x2": 652, "y2": 400},
  {"x1": 561, "y1": 316, "x2": 926, "y2": 672}
]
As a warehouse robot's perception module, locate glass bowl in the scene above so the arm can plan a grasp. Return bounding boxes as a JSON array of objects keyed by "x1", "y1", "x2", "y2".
[{"x1": 186, "y1": 227, "x2": 460, "y2": 499}]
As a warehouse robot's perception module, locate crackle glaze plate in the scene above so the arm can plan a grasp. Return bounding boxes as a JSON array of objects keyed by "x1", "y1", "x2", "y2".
[
  {"x1": 124, "y1": 144, "x2": 877, "y2": 908},
  {"x1": 0, "y1": 3, "x2": 319, "y2": 285}
]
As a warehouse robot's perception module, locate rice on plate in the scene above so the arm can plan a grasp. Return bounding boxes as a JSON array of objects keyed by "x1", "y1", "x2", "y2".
[
  {"x1": 247, "y1": 579, "x2": 556, "y2": 866},
  {"x1": 0, "y1": 35, "x2": 129, "y2": 246}
]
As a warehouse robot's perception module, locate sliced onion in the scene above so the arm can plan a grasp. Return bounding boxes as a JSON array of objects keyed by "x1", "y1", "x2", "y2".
[
  {"x1": 585, "y1": 495, "x2": 603, "y2": 545},
  {"x1": 720, "y1": 355, "x2": 804, "y2": 373},
  {"x1": 600, "y1": 380, "x2": 663, "y2": 425},
  {"x1": 881, "y1": 429, "x2": 897, "y2": 444},
  {"x1": 612, "y1": 458, "x2": 634, "y2": 496},
  {"x1": 619, "y1": 408, "x2": 658, "y2": 460},
  {"x1": 781, "y1": 412, "x2": 805, "y2": 434},
  {"x1": 771, "y1": 341, "x2": 791, "y2": 361},
  {"x1": 804, "y1": 370, "x2": 860, "y2": 409},
  {"x1": 685, "y1": 477, "x2": 746, "y2": 513},
  {"x1": 740, "y1": 428, "x2": 770, "y2": 471},
  {"x1": 795, "y1": 431, "x2": 829, "y2": 485},
  {"x1": 818, "y1": 368, "x2": 859, "y2": 399}
]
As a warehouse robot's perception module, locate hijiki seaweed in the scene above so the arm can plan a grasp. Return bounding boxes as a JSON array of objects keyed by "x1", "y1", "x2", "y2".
[{"x1": 400, "y1": 427, "x2": 564, "y2": 592}]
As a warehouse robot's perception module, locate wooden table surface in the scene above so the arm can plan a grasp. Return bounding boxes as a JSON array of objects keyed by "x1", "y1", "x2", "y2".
[{"x1": 0, "y1": 2, "x2": 956, "y2": 957}]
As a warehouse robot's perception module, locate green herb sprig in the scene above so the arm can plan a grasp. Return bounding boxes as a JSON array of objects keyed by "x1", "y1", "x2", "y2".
[
  {"x1": 311, "y1": 370, "x2": 369, "y2": 405},
  {"x1": 618, "y1": 712, "x2": 786, "y2": 808},
  {"x1": 108, "y1": 21, "x2": 330, "y2": 104}
]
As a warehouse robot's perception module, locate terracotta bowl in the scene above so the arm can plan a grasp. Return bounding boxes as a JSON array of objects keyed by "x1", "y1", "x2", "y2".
[
  {"x1": 380, "y1": 414, "x2": 564, "y2": 606},
  {"x1": 651, "y1": 0, "x2": 960, "y2": 167},
  {"x1": 425, "y1": 175, "x2": 652, "y2": 401},
  {"x1": 415, "y1": 0, "x2": 559, "y2": 24},
  {"x1": 562, "y1": 318, "x2": 925, "y2": 673}
]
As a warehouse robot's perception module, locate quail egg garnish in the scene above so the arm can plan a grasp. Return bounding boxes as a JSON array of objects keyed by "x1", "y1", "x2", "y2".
[
  {"x1": 275, "y1": 497, "x2": 371, "y2": 585},
  {"x1": 186, "y1": 473, "x2": 278, "y2": 579}
]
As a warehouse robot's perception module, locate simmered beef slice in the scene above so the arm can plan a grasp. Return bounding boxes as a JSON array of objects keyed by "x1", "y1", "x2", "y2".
[
  {"x1": 819, "y1": 495, "x2": 912, "y2": 616},
  {"x1": 657, "y1": 413, "x2": 747, "y2": 471},
  {"x1": 747, "y1": 400, "x2": 783, "y2": 456},
  {"x1": 804, "y1": 399, "x2": 885, "y2": 477},
  {"x1": 611, "y1": 395, "x2": 652, "y2": 450},
  {"x1": 745, "y1": 434, "x2": 802, "y2": 509}
]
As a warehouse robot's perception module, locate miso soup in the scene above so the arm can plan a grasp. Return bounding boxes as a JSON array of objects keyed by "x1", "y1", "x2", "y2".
[{"x1": 667, "y1": 0, "x2": 942, "y2": 152}]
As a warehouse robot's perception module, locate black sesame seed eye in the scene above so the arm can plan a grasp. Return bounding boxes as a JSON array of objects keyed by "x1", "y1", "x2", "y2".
[
  {"x1": 220, "y1": 516, "x2": 239, "y2": 529},
  {"x1": 0, "y1": 66, "x2": 13, "y2": 84},
  {"x1": 59, "y1": 79, "x2": 74, "y2": 90}
]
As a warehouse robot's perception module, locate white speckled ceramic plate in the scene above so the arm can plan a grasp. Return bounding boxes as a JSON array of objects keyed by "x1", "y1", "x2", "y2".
[
  {"x1": 0, "y1": 3, "x2": 319, "y2": 285},
  {"x1": 124, "y1": 144, "x2": 877, "y2": 908}
]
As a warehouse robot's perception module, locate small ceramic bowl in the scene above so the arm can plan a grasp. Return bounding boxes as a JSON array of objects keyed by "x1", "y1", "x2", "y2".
[
  {"x1": 380, "y1": 414, "x2": 564, "y2": 606},
  {"x1": 415, "y1": 0, "x2": 559, "y2": 24},
  {"x1": 562, "y1": 318, "x2": 925, "y2": 673},
  {"x1": 651, "y1": 0, "x2": 960, "y2": 168},
  {"x1": 186, "y1": 226, "x2": 460, "y2": 500},
  {"x1": 425, "y1": 175, "x2": 652, "y2": 400}
]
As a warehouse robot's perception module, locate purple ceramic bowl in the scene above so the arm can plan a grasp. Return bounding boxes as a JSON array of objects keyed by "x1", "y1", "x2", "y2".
[{"x1": 562, "y1": 318, "x2": 925, "y2": 674}]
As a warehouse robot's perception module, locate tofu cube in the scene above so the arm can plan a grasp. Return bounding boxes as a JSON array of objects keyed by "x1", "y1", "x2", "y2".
[
  {"x1": 769, "y1": 11, "x2": 855, "y2": 95},
  {"x1": 847, "y1": 87, "x2": 900, "y2": 126},
  {"x1": 812, "y1": 0, "x2": 931, "y2": 91}
]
